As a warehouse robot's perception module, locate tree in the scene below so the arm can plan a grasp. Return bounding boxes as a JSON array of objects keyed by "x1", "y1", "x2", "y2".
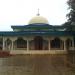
[
  {"x1": 62, "y1": 0, "x2": 75, "y2": 31},
  {"x1": 67, "y1": 0, "x2": 75, "y2": 24}
]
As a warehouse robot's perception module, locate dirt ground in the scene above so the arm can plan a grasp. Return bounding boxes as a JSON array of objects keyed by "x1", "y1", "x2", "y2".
[{"x1": 0, "y1": 54, "x2": 75, "y2": 75}]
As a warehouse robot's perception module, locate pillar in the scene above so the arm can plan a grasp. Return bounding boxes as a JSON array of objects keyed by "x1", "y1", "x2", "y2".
[
  {"x1": 64, "y1": 39, "x2": 66, "y2": 51},
  {"x1": 27, "y1": 40, "x2": 29, "y2": 51},
  {"x1": 48, "y1": 40, "x2": 50, "y2": 50},
  {"x1": 11, "y1": 40, "x2": 14, "y2": 50},
  {"x1": 72, "y1": 38, "x2": 74, "y2": 50},
  {"x1": 3, "y1": 37, "x2": 5, "y2": 50}
]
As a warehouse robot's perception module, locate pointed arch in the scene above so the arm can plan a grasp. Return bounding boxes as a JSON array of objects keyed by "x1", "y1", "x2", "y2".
[
  {"x1": 51, "y1": 37, "x2": 63, "y2": 50},
  {"x1": 34, "y1": 36, "x2": 43, "y2": 50},
  {"x1": 66, "y1": 38, "x2": 72, "y2": 50},
  {"x1": 14, "y1": 37, "x2": 27, "y2": 50}
]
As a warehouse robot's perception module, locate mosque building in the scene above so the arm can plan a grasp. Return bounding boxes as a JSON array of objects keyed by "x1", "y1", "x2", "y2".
[{"x1": 0, "y1": 12, "x2": 75, "y2": 54}]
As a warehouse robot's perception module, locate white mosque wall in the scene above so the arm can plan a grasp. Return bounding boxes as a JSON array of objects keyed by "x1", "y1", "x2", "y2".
[{"x1": 0, "y1": 36, "x2": 74, "y2": 54}]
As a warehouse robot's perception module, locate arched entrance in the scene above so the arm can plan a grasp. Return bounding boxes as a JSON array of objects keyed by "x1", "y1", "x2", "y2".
[
  {"x1": 34, "y1": 36, "x2": 43, "y2": 50},
  {"x1": 14, "y1": 37, "x2": 27, "y2": 50},
  {"x1": 66, "y1": 39, "x2": 72, "y2": 50},
  {"x1": 50, "y1": 37, "x2": 63, "y2": 50}
]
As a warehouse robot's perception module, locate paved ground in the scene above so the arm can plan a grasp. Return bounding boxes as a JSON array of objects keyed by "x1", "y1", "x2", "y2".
[{"x1": 0, "y1": 54, "x2": 75, "y2": 75}]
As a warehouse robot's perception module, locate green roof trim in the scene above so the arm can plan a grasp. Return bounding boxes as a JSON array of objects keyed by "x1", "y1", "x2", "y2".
[
  {"x1": 0, "y1": 31, "x2": 74, "y2": 36},
  {"x1": 11, "y1": 24, "x2": 65, "y2": 31}
]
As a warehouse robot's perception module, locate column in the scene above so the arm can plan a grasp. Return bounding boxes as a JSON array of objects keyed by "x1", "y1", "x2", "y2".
[
  {"x1": 72, "y1": 38, "x2": 74, "y2": 50},
  {"x1": 27, "y1": 40, "x2": 29, "y2": 51},
  {"x1": 48, "y1": 40, "x2": 50, "y2": 51},
  {"x1": 64, "y1": 40, "x2": 66, "y2": 51},
  {"x1": 11, "y1": 40, "x2": 14, "y2": 50},
  {"x1": 72, "y1": 38, "x2": 75, "y2": 64},
  {"x1": 3, "y1": 37, "x2": 5, "y2": 50}
]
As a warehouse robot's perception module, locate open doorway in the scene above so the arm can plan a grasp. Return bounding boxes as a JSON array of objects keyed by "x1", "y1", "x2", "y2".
[{"x1": 34, "y1": 36, "x2": 43, "y2": 50}]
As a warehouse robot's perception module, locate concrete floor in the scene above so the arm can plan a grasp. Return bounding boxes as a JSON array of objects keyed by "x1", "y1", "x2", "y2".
[{"x1": 0, "y1": 54, "x2": 75, "y2": 75}]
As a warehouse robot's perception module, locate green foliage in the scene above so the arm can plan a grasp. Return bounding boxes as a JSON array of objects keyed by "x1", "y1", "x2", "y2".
[
  {"x1": 62, "y1": 0, "x2": 75, "y2": 31},
  {"x1": 67, "y1": 0, "x2": 75, "y2": 23}
]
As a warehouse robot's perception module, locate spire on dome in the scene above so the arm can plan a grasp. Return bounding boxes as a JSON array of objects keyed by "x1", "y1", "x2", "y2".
[
  {"x1": 37, "y1": 8, "x2": 40, "y2": 16},
  {"x1": 28, "y1": 9, "x2": 49, "y2": 24}
]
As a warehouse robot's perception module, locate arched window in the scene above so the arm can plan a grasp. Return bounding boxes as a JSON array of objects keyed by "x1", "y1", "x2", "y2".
[
  {"x1": 51, "y1": 38, "x2": 61, "y2": 49},
  {"x1": 66, "y1": 39, "x2": 72, "y2": 49},
  {"x1": 15, "y1": 37, "x2": 27, "y2": 48}
]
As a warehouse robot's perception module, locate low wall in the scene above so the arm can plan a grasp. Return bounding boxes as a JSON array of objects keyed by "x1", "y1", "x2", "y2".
[{"x1": 10, "y1": 50, "x2": 67, "y2": 55}]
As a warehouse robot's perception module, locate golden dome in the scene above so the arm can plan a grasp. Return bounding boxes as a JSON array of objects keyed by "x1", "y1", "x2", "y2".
[{"x1": 29, "y1": 15, "x2": 49, "y2": 24}]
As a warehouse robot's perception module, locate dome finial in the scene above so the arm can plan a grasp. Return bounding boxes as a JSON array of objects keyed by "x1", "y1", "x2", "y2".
[{"x1": 37, "y1": 8, "x2": 40, "y2": 16}]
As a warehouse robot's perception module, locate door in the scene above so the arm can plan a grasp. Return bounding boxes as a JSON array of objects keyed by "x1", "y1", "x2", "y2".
[{"x1": 34, "y1": 36, "x2": 43, "y2": 50}]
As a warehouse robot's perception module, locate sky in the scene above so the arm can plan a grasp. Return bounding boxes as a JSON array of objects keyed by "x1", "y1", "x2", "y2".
[{"x1": 0, "y1": 0, "x2": 68, "y2": 31}]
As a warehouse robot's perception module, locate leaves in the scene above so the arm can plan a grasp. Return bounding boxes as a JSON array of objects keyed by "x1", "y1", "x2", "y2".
[{"x1": 67, "y1": 0, "x2": 75, "y2": 22}]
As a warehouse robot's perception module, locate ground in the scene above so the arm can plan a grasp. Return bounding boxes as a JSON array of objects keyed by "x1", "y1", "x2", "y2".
[{"x1": 0, "y1": 54, "x2": 75, "y2": 75}]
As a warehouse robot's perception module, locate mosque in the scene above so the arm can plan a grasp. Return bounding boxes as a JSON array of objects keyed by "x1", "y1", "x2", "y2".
[{"x1": 0, "y1": 12, "x2": 75, "y2": 54}]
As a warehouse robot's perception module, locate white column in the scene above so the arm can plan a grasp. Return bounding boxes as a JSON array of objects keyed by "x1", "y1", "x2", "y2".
[
  {"x1": 72, "y1": 38, "x2": 74, "y2": 50},
  {"x1": 27, "y1": 40, "x2": 29, "y2": 51},
  {"x1": 72, "y1": 38, "x2": 75, "y2": 64},
  {"x1": 11, "y1": 40, "x2": 14, "y2": 50},
  {"x1": 3, "y1": 37, "x2": 5, "y2": 50},
  {"x1": 48, "y1": 40, "x2": 50, "y2": 51},
  {"x1": 64, "y1": 40, "x2": 66, "y2": 51}
]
